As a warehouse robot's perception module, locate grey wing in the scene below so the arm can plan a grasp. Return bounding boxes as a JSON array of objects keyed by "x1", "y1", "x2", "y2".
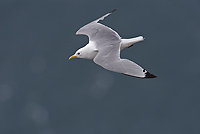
[
  {"x1": 94, "y1": 48, "x2": 156, "y2": 78},
  {"x1": 76, "y1": 9, "x2": 121, "y2": 49}
]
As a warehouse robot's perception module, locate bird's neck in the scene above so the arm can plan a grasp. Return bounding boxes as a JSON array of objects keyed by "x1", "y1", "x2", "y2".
[{"x1": 82, "y1": 42, "x2": 98, "y2": 60}]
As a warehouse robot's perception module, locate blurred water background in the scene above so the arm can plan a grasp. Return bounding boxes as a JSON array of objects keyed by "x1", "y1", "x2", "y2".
[{"x1": 0, "y1": 0, "x2": 200, "y2": 134}]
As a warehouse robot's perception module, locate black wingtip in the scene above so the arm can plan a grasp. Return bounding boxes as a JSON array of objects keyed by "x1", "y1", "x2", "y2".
[
  {"x1": 110, "y1": 9, "x2": 117, "y2": 13},
  {"x1": 145, "y1": 72, "x2": 157, "y2": 78},
  {"x1": 127, "y1": 45, "x2": 133, "y2": 48}
]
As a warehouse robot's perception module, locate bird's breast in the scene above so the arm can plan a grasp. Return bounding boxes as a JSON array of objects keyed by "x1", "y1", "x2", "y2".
[{"x1": 86, "y1": 50, "x2": 98, "y2": 59}]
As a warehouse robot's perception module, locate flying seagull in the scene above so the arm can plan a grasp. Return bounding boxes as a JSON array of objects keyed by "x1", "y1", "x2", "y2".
[{"x1": 69, "y1": 9, "x2": 156, "y2": 78}]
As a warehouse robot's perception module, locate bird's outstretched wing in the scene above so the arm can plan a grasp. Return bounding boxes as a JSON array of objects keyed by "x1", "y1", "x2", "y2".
[
  {"x1": 76, "y1": 9, "x2": 121, "y2": 49},
  {"x1": 93, "y1": 46, "x2": 156, "y2": 78}
]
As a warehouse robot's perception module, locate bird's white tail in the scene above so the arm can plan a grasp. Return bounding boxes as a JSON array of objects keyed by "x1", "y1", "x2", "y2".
[{"x1": 120, "y1": 36, "x2": 144, "y2": 50}]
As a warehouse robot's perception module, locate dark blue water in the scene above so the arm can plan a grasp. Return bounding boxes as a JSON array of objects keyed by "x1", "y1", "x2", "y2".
[{"x1": 0, "y1": 0, "x2": 200, "y2": 134}]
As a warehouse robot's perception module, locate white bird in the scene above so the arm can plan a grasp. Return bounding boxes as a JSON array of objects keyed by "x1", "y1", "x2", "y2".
[{"x1": 69, "y1": 9, "x2": 156, "y2": 78}]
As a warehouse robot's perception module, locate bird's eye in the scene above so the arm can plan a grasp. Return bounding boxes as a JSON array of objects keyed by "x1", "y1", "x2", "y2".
[{"x1": 77, "y1": 52, "x2": 80, "y2": 55}]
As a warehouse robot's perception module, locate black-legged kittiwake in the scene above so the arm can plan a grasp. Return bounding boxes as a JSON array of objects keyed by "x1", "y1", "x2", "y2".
[{"x1": 69, "y1": 9, "x2": 157, "y2": 78}]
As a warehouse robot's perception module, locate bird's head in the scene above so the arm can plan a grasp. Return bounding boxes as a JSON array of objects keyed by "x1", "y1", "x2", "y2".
[{"x1": 69, "y1": 47, "x2": 87, "y2": 60}]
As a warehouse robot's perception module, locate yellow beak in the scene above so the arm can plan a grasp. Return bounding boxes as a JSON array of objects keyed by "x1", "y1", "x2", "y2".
[{"x1": 69, "y1": 55, "x2": 77, "y2": 60}]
